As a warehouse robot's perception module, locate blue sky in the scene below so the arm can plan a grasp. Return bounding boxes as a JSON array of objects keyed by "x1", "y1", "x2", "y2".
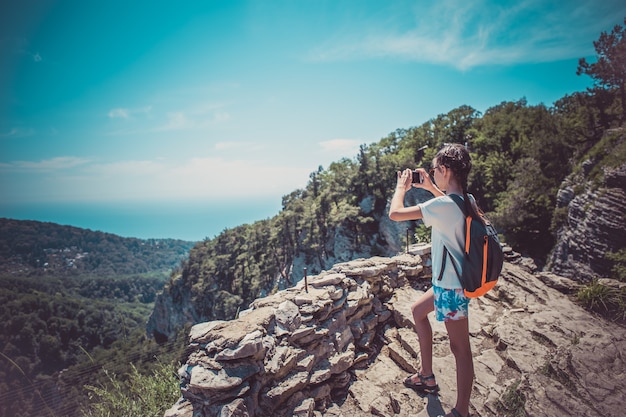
[{"x1": 1, "y1": 0, "x2": 625, "y2": 238}]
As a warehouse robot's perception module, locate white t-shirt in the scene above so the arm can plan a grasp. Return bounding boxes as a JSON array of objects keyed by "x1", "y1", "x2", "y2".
[{"x1": 418, "y1": 194, "x2": 467, "y2": 289}]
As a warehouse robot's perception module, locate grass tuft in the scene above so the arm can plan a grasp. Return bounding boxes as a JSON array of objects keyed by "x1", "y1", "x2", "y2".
[
  {"x1": 496, "y1": 379, "x2": 526, "y2": 417},
  {"x1": 577, "y1": 278, "x2": 626, "y2": 322}
]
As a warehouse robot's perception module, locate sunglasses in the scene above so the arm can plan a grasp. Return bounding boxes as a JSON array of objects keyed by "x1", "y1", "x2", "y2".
[{"x1": 429, "y1": 165, "x2": 443, "y2": 176}]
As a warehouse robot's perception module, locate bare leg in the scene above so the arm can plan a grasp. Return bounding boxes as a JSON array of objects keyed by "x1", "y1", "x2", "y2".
[
  {"x1": 444, "y1": 317, "x2": 473, "y2": 417},
  {"x1": 411, "y1": 287, "x2": 435, "y2": 380}
]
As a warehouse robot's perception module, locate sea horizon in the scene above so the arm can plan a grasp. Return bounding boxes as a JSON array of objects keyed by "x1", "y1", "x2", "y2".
[{"x1": 0, "y1": 198, "x2": 284, "y2": 242}]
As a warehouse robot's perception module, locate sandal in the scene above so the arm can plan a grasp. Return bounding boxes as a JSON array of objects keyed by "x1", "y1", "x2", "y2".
[
  {"x1": 451, "y1": 408, "x2": 469, "y2": 417},
  {"x1": 402, "y1": 371, "x2": 440, "y2": 393}
]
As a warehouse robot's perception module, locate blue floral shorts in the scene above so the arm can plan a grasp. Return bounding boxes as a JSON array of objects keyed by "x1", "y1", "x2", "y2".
[{"x1": 433, "y1": 286, "x2": 470, "y2": 322}]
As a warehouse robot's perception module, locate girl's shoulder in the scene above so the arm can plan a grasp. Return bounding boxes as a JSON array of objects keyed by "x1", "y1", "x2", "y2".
[{"x1": 423, "y1": 194, "x2": 455, "y2": 208}]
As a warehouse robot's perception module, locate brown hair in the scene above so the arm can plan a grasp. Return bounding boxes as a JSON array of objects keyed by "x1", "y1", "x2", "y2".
[{"x1": 435, "y1": 143, "x2": 482, "y2": 221}]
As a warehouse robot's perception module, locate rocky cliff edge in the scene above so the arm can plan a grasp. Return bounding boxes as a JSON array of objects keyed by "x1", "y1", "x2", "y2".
[{"x1": 164, "y1": 247, "x2": 626, "y2": 417}]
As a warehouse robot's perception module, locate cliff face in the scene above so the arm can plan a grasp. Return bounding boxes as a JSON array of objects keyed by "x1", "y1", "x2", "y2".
[
  {"x1": 548, "y1": 153, "x2": 626, "y2": 281},
  {"x1": 148, "y1": 143, "x2": 626, "y2": 341},
  {"x1": 164, "y1": 249, "x2": 626, "y2": 417},
  {"x1": 146, "y1": 193, "x2": 421, "y2": 342}
]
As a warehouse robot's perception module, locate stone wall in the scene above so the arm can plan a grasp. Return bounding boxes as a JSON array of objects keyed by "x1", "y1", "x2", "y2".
[{"x1": 164, "y1": 249, "x2": 430, "y2": 417}]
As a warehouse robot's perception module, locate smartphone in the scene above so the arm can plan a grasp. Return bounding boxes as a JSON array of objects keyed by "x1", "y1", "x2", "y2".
[{"x1": 411, "y1": 170, "x2": 423, "y2": 184}]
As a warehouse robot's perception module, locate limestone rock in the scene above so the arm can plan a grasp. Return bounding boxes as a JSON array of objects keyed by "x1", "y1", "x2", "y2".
[
  {"x1": 164, "y1": 253, "x2": 626, "y2": 417},
  {"x1": 548, "y1": 156, "x2": 626, "y2": 281}
]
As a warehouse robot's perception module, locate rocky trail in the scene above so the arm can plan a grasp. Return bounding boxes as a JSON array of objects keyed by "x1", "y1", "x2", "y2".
[{"x1": 340, "y1": 262, "x2": 625, "y2": 417}]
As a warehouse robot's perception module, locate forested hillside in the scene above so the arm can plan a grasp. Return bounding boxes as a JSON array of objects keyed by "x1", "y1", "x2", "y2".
[
  {"x1": 0, "y1": 221, "x2": 195, "y2": 417},
  {"x1": 149, "y1": 19, "x2": 626, "y2": 340},
  {"x1": 0, "y1": 218, "x2": 196, "y2": 276}
]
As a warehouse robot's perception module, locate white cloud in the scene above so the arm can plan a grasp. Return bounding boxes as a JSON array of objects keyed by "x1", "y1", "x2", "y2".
[
  {"x1": 1, "y1": 156, "x2": 312, "y2": 203},
  {"x1": 87, "y1": 160, "x2": 163, "y2": 176},
  {"x1": 159, "y1": 157, "x2": 307, "y2": 198},
  {"x1": 214, "y1": 141, "x2": 265, "y2": 152},
  {"x1": 0, "y1": 127, "x2": 35, "y2": 138},
  {"x1": 309, "y1": 0, "x2": 626, "y2": 70},
  {"x1": 155, "y1": 104, "x2": 232, "y2": 130},
  {"x1": 108, "y1": 108, "x2": 130, "y2": 119},
  {"x1": 108, "y1": 106, "x2": 152, "y2": 119},
  {"x1": 319, "y1": 139, "x2": 361, "y2": 154},
  {"x1": 0, "y1": 156, "x2": 90, "y2": 172},
  {"x1": 158, "y1": 112, "x2": 193, "y2": 131},
  {"x1": 2, "y1": 37, "x2": 45, "y2": 63},
  {"x1": 214, "y1": 111, "x2": 231, "y2": 122},
  {"x1": 215, "y1": 142, "x2": 242, "y2": 151},
  {"x1": 107, "y1": 103, "x2": 231, "y2": 134}
]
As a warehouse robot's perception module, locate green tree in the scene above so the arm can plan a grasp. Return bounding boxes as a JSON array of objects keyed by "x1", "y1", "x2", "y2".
[
  {"x1": 491, "y1": 158, "x2": 556, "y2": 260},
  {"x1": 577, "y1": 17, "x2": 626, "y2": 124},
  {"x1": 607, "y1": 249, "x2": 626, "y2": 281}
]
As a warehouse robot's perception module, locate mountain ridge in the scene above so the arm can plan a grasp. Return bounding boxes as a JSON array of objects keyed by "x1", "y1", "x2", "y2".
[{"x1": 0, "y1": 217, "x2": 196, "y2": 277}]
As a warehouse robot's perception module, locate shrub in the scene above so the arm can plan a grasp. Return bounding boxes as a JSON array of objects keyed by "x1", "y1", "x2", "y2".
[
  {"x1": 606, "y1": 249, "x2": 626, "y2": 281},
  {"x1": 577, "y1": 279, "x2": 626, "y2": 322},
  {"x1": 83, "y1": 361, "x2": 179, "y2": 417},
  {"x1": 414, "y1": 224, "x2": 432, "y2": 244}
]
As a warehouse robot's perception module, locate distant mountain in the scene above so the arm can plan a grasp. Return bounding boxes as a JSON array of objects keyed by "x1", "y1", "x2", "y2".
[{"x1": 0, "y1": 218, "x2": 197, "y2": 277}]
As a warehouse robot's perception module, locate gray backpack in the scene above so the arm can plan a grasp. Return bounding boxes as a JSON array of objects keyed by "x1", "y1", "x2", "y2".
[{"x1": 438, "y1": 194, "x2": 504, "y2": 298}]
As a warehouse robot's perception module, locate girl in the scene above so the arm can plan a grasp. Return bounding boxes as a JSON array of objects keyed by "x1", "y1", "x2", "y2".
[{"x1": 389, "y1": 143, "x2": 477, "y2": 417}]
